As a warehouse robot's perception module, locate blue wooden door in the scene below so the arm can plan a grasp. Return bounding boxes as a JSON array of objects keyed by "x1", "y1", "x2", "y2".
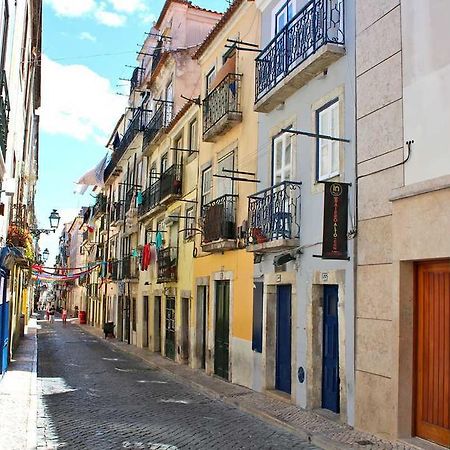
[
  {"x1": 322, "y1": 285, "x2": 340, "y2": 413},
  {"x1": 276, "y1": 284, "x2": 291, "y2": 394}
]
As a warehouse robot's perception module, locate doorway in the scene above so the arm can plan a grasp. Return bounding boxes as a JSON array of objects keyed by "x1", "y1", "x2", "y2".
[
  {"x1": 124, "y1": 296, "x2": 130, "y2": 344},
  {"x1": 117, "y1": 296, "x2": 123, "y2": 340},
  {"x1": 197, "y1": 286, "x2": 208, "y2": 370},
  {"x1": 143, "y1": 296, "x2": 149, "y2": 347},
  {"x1": 415, "y1": 261, "x2": 450, "y2": 447},
  {"x1": 165, "y1": 297, "x2": 175, "y2": 360},
  {"x1": 181, "y1": 298, "x2": 190, "y2": 363},
  {"x1": 275, "y1": 284, "x2": 292, "y2": 394},
  {"x1": 214, "y1": 281, "x2": 230, "y2": 379},
  {"x1": 154, "y1": 296, "x2": 161, "y2": 353},
  {"x1": 322, "y1": 285, "x2": 340, "y2": 413}
]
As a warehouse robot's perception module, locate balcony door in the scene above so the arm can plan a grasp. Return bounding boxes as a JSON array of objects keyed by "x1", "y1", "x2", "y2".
[
  {"x1": 165, "y1": 80, "x2": 173, "y2": 124},
  {"x1": 272, "y1": 132, "x2": 292, "y2": 185},
  {"x1": 217, "y1": 151, "x2": 234, "y2": 198},
  {"x1": 214, "y1": 281, "x2": 230, "y2": 380}
]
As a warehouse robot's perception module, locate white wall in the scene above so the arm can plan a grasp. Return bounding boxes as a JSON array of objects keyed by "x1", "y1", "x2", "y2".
[{"x1": 402, "y1": 0, "x2": 450, "y2": 185}]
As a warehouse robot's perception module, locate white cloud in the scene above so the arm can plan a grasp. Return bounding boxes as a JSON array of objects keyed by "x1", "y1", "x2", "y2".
[
  {"x1": 44, "y1": 0, "x2": 96, "y2": 17},
  {"x1": 107, "y1": 0, "x2": 146, "y2": 14},
  {"x1": 40, "y1": 55, "x2": 126, "y2": 143},
  {"x1": 94, "y1": 8, "x2": 127, "y2": 27},
  {"x1": 79, "y1": 32, "x2": 97, "y2": 42}
]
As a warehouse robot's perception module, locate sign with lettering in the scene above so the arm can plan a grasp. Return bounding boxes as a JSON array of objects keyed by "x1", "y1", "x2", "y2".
[{"x1": 321, "y1": 182, "x2": 349, "y2": 260}]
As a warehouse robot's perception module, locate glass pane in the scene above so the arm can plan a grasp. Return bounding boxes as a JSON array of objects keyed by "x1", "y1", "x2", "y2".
[
  {"x1": 331, "y1": 142, "x2": 339, "y2": 173},
  {"x1": 285, "y1": 141, "x2": 291, "y2": 168}
]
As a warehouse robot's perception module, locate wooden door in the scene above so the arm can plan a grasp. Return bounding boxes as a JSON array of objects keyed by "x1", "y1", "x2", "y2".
[
  {"x1": 214, "y1": 281, "x2": 230, "y2": 379},
  {"x1": 322, "y1": 285, "x2": 340, "y2": 413},
  {"x1": 276, "y1": 284, "x2": 292, "y2": 394},
  {"x1": 416, "y1": 261, "x2": 450, "y2": 447}
]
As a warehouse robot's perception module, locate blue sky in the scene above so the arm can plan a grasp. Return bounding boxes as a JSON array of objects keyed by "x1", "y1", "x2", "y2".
[{"x1": 36, "y1": 0, "x2": 228, "y2": 262}]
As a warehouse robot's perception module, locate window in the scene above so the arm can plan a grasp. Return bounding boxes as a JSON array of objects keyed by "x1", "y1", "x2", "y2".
[
  {"x1": 317, "y1": 99, "x2": 340, "y2": 181},
  {"x1": 161, "y1": 153, "x2": 168, "y2": 174},
  {"x1": 0, "y1": 2, "x2": 9, "y2": 71},
  {"x1": 201, "y1": 167, "x2": 212, "y2": 207},
  {"x1": 217, "y1": 151, "x2": 234, "y2": 198},
  {"x1": 174, "y1": 135, "x2": 183, "y2": 164},
  {"x1": 272, "y1": 132, "x2": 292, "y2": 184},
  {"x1": 188, "y1": 120, "x2": 198, "y2": 155},
  {"x1": 184, "y1": 206, "x2": 195, "y2": 239},
  {"x1": 252, "y1": 282, "x2": 264, "y2": 353},
  {"x1": 273, "y1": 0, "x2": 295, "y2": 35},
  {"x1": 206, "y1": 67, "x2": 216, "y2": 94}
]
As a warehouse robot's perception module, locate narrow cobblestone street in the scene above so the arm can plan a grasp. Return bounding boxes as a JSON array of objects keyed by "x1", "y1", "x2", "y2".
[{"x1": 37, "y1": 316, "x2": 318, "y2": 449}]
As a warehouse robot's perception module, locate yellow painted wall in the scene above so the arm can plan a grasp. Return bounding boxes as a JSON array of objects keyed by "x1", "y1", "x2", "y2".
[{"x1": 193, "y1": 249, "x2": 253, "y2": 341}]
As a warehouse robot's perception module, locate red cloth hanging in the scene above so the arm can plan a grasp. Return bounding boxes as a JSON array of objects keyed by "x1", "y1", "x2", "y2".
[{"x1": 141, "y1": 244, "x2": 151, "y2": 271}]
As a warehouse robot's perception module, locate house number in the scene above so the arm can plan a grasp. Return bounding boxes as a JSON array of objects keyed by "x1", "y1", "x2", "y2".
[{"x1": 321, "y1": 272, "x2": 329, "y2": 282}]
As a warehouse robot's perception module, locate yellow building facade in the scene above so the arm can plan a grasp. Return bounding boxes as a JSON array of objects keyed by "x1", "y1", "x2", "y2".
[{"x1": 192, "y1": 0, "x2": 260, "y2": 386}]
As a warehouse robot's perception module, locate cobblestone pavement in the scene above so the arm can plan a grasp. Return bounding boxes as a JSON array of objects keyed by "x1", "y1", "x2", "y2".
[{"x1": 37, "y1": 316, "x2": 318, "y2": 450}]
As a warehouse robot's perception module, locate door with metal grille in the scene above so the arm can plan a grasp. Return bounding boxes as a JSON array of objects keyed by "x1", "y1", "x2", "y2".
[{"x1": 165, "y1": 297, "x2": 176, "y2": 360}]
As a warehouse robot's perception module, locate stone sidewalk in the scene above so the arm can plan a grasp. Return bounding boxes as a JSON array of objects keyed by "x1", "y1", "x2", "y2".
[
  {"x1": 0, "y1": 316, "x2": 38, "y2": 450},
  {"x1": 80, "y1": 324, "x2": 442, "y2": 450}
]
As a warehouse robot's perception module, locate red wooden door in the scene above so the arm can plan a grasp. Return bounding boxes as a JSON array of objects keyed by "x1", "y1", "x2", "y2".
[{"x1": 416, "y1": 261, "x2": 450, "y2": 447}]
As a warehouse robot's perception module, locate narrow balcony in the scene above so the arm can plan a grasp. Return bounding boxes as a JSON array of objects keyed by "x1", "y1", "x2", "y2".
[
  {"x1": 157, "y1": 247, "x2": 177, "y2": 283},
  {"x1": 0, "y1": 70, "x2": 10, "y2": 161},
  {"x1": 247, "y1": 181, "x2": 302, "y2": 253},
  {"x1": 93, "y1": 194, "x2": 107, "y2": 217},
  {"x1": 203, "y1": 73, "x2": 242, "y2": 142},
  {"x1": 138, "y1": 180, "x2": 161, "y2": 219},
  {"x1": 201, "y1": 194, "x2": 238, "y2": 253},
  {"x1": 255, "y1": 0, "x2": 345, "y2": 113},
  {"x1": 121, "y1": 255, "x2": 138, "y2": 280},
  {"x1": 160, "y1": 164, "x2": 182, "y2": 203},
  {"x1": 143, "y1": 101, "x2": 173, "y2": 149}
]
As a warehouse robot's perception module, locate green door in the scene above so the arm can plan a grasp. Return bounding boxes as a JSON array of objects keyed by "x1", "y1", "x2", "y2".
[
  {"x1": 165, "y1": 297, "x2": 176, "y2": 360},
  {"x1": 214, "y1": 281, "x2": 230, "y2": 379}
]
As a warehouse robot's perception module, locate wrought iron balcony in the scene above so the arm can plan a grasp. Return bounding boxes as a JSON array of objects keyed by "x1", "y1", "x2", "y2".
[
  {"x1": 125, "y1": 188, "x2": 140, "y2": 213},
  {"x1": 104, "y1": 108, "x2": 149, "y2": 180},
  {"x1": 157, "y1": 247, "x2": 177, "y2": 283},
  {"x1": 201, "y1": 194, "x2": 237, "y2": 251},
  {"x1": 255, "y1": 0, "x2": 345, "y2": 112},
  {"x1": 93, "y1": 194, "x2": 107, "y2": 217},
  {"x1": 160, "y1": 164, "x2": 182, "y2": 202},
  {"x1": 138, "y1": 180, "x2": 161, "y2": 218},
  {"x1": 143, "y1": 101, "x2": 173, "y2": 148},
  {"x1": 121, "y1": 255, "x2": 138, "y2": 279},
  {"x1": 247, "y1": 181, "x2": 302, "y2": 252},
  {"x1": 203, "y1": 73, "x2": 242, "y2": 142},
  {"x1": 0, "y1": 70, "x2": 9, "y2": 160},
  {"x1": 111, "y1": 202, "x2": 124, "y2": 223},
  {"x1": 130, "y1": 67, "x2": 143, "y2": 94}
]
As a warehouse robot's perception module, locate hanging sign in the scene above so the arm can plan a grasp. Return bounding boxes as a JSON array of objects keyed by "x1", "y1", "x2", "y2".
[{"x1": 321, "y1": 182, "x2": 349, "y2": 260}]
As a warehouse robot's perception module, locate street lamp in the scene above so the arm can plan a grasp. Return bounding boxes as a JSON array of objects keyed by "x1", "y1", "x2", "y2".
[
  {"x1": 42, "y1": 248, "x2": 49, "y2": 263},
  {"x1": 30, "y1": 209, "x2": 61, "y2": 237}
]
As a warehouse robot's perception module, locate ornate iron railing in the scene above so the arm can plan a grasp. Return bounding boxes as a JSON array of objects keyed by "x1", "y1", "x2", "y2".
[
  {"x1": 0, "y1": 70, "x2": 10, "y2": 160},
  {"x1": 143, "y1": 101, "x2": 173, "y2": 147},
  {"x1": 201, "y1": 194, "x2": 238, "y2": 243},
  {"x1": 93, "y1": 194, "x2": 107, "y2": 217},
  {"x1": 104, "y1": 108, "x2": 149, "y2": 180},
  {"x1": 130, "y1": 67, "x2": 143, "y2": 94},
  {"x1": 248, "y1": 181, "x2": 302, "y2": 243},
  {"x1": 157, "y1": 247, "x2": 177, "y2": 283},
  {"x1": 138, "y1": 180, "x2": 160, "y2": 217},
  {"x1": 121, "y1": 255, "x2": 138, "y2": 279},
  {"x1": 255, "y1": 0, "x2": 344, "y2": 102},
  {"x1": 203, "y1": 73, "x2": 242, "y2": 135},
  {"x1": 160, "y1": 164, "x2": 182, "y2": 200}
]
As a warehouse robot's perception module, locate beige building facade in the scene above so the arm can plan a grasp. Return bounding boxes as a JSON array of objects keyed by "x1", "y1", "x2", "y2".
[{"x1": 356, "y1": 1, "x2": 450, "y2": 447}]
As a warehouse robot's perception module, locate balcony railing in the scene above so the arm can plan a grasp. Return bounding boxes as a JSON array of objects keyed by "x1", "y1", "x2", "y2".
[
  {"x1": 93, "y1": 194, "x2": 107, "y2": 217},
  {"x1": 202, "y1": 194, "x2": 238, "y2": 243},
  {"x1": 130, "y1": 67, "x2": 143, "y2": 94},
  {"x1": 111, "y1": 202, "x2": 124, "y2": 223},
  {"x1": 0, "y1": 70, "x2": 10, "y2": 160},
  {"x1": 248, "y1": 181, "x2": 302, "y2": 244},
  {"x1": 138, "y1": 180, "x2": 161, "y2": 217},
  {"x1": 160, "y1": 164, "x2": 182, "y2": 201},
  {"x1": 255, "y1": 0, "x2": 344, "y2": 103},
  {"x1": 104, "y1": 108, "x2": 149, "y2": 180},
  {"x1": 157, "y1": 247, "x2": 178, "y2": 283},
  {"x1": 143, "y1": 101, "x2": 173, "y2": 148},
  {"x1": 121, "y1": 255, "x2": 138, "y2": 279},
  {"x1": 203, "y1": 73, "x2": 242, "y2": 140}
]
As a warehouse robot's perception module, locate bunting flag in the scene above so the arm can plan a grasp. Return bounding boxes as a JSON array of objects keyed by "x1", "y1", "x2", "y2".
[{"x1": 31, "y1": 263, "x2": 102, "y2": 282}]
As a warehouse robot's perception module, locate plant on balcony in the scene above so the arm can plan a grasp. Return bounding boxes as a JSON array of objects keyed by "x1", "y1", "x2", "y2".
[{"x1": 7, "y1": 225, "x2": 32, "y2": 248}]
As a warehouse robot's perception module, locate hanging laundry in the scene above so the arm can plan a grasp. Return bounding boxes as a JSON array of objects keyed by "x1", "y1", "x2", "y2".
[
  {"x1": 137, "y1": 191, "x2": 143, "y2": 205},
  {"x1": 141, "y1": 244, "x2": 150, "y2": 271},
  {"x1": 131, "y1": 248, "x2": 139, "y2": 258},
  {"x1": 155, "y1": 231, "x2": 163, "y2": 250}
]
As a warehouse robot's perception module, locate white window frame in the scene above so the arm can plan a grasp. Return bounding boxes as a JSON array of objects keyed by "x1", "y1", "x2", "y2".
[
  {"x1": 317, "y1": 99, "x2": 340, "y2": 181},
  {"x1": 201, "y1": 166, "x2": 212, "y2": 207},
  {"x1": 272, "y1": 0, "x2": 296, "y2": 36},
  {"x1": 184, "y1": 206, "x2": 195, "y2": 240},
  {"x1": 189, "y1": 119, "x2": 198, "y2": 154},
  {"x1": 272, "y1": 132, "x2": 293, "y2": 185},
  {"x1": 205, "y1": 66, "x2": 216, "y2": 95}
]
